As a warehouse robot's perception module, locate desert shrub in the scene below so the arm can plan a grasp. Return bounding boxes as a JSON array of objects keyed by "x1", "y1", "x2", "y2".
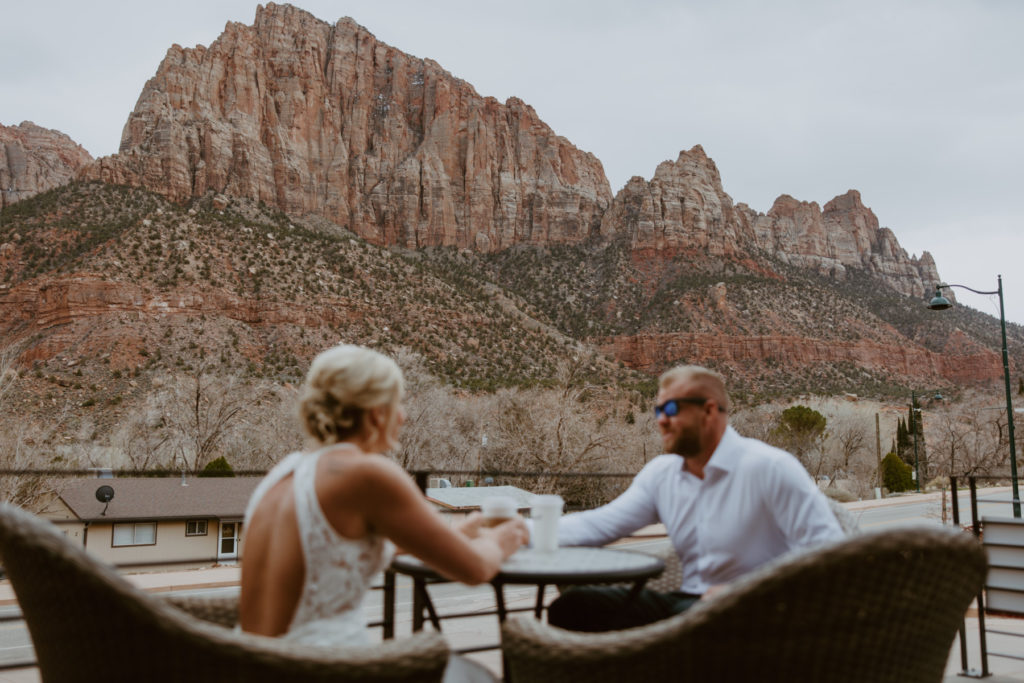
[
  {"x1": 882, "y1": 451, "x2": 914, "y2": 492},
  {"x1": 199, "y1": 456, "x2": 235, "y2": 477}
]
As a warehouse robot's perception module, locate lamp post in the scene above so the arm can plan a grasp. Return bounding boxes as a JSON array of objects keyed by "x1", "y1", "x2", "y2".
[{"x1": 929, "y1": 275, "x2": 1021, "y2": 518}]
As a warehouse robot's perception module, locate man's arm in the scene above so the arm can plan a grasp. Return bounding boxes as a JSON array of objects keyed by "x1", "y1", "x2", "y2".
[
  {"x1": 765, "y1": 454, "x2": 845, "y2": 547},
  {"x1": 555, "y1": 459, "x2": 664, "y2": 547}
]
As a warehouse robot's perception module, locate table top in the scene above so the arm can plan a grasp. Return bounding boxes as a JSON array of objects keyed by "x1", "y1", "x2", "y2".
[{"x1": 391, "y1": 546, "x2": 665, "y2": 586}]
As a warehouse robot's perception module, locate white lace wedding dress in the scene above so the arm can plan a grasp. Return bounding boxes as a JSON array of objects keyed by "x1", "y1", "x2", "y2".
[{"x1": 244, "y1": 448, "x2": 395, "y2": 647}]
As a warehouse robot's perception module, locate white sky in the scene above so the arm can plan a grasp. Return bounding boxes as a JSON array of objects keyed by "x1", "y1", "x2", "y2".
[{"x1": 3, "y1": 0, "x2": 1023, "y2": 325}]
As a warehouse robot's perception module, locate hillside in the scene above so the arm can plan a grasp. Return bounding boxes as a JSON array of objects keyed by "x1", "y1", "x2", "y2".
[{"x1": 0, "y1": 183, "x2": 643, "y2": 428}]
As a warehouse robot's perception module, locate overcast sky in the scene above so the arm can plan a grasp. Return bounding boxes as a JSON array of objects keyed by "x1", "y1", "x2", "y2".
[{"x1": 3, "y1": 0, "x2": 1023, "y2": 325}]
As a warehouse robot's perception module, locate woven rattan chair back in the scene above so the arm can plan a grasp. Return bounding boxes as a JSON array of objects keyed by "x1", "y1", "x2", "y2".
[
  {"x1": 0, "y1": 503, "x2": 448, "y2": 683},
  {"x1": 505, "y1": 526, "x2": 986, "y2": 683}
]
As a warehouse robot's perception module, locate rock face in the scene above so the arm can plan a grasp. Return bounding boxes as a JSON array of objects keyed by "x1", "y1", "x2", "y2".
[
  {"x1": 77, "y1": 3, "x2": 943, "y2": 299},
  {"x1": 600, "y1": 146, "x2": 755, "y2": 258},
  {"x1": 5, "y1": 2, "x2": 989, "y2": 392},
  {"x1": 83, "y1": 2, "x2": 612, "y2": 251},
  {"x1": 0, "y1": 122, "x2": 93, "y2": 208},
  {"x1": 603, "y1": 146, "x2": 942, "y2": 299},
  {"x1": 751, "y1": 189, "x2": 941, "y2": 298},
  {"x1": 599, "y1": 332, "x2": 1000, "y2": 386}
]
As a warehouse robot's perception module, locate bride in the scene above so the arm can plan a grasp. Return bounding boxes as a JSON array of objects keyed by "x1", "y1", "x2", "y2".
[{"x1": 239, "y1": 344, "x2": 527, "y2": 652}]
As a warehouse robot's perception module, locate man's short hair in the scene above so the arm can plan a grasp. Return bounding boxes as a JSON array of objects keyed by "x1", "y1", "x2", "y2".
[{"x1": 658, "y1": 365, "x2": 730, "y2": 414}]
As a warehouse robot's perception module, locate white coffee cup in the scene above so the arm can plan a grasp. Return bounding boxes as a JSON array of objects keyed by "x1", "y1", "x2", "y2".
[
  {"x1": 481, "y1": 496, "x2": 518, "y2": 528},
  {"x1": 531, "y1": 494, "x2": 564, "y2": 553}
]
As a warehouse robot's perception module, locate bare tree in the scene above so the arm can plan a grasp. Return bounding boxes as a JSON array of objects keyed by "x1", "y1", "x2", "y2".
[
  {"x1": 824, "y1": 414, "x2": 874, "y2": 498},
  {"x1": 154, "y1": 364, "x2": 274, "y2": 473},
  {"x1": 393, "y1": 348, "x2": 482, "y2": 472},
  {"x1": 109, "y1": 395, "x2": 175, "y2": 470},
  {"x1": 0, "y1": 398, "x2": 76, "y2": 511},
  {"x1": 929, "y1": 396, "x2": 1011, "y2": 479},
  {"x1": 220, "y1": 385, "x2": 304, "y2": 471}
]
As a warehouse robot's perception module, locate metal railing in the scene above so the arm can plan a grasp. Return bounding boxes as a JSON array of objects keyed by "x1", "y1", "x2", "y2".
[{"x1": 950, "y1": 475, "x2": 1024, "y2": 678}]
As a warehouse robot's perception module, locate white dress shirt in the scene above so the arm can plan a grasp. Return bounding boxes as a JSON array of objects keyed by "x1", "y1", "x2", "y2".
[{"x1": 558, "y1": 426, "x2": 844, "y2": 594}]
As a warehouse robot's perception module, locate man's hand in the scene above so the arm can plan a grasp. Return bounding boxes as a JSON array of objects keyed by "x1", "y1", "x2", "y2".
[{"x1": 701, "y1": 584, "x2": 726, "y2": 600}]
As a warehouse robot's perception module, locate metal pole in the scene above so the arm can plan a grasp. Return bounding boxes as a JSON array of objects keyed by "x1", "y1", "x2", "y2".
[
  {"x1": 996, "y1": 275, "x2": 1021, "y2": 518},
  {"x1": 875, "y1": 413, "x2": 883, "y2": 494},
  {"x1": 912, "y1": 390, "x2": 921, "y2": 492}
]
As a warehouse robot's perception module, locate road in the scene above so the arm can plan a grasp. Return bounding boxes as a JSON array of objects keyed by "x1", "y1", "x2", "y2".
[{"x1": 851, "y1": 489, "x2": 1016, "y2": 530}]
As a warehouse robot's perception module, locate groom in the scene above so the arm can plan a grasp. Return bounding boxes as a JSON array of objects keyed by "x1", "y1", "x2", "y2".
[{"x1": 546, "y1": 364, "x2": 844, "y2": 631}]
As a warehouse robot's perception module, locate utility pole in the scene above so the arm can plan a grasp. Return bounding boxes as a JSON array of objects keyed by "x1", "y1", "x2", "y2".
[{"x1": 875, "y1": 413, "x2": 883, "y2": 497}]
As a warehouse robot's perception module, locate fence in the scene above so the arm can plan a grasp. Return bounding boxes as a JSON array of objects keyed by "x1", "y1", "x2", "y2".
[{"x1": 951, "y1": 475, "x2": 1024, "y2": 678}]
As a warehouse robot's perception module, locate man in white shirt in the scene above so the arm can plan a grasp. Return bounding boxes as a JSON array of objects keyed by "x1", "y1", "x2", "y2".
[{"x1": 547, "y1": 365, "x2": 844, "y2": 631}]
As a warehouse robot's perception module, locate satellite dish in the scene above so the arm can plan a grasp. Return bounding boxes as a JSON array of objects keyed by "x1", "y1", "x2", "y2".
[{"x1": 95, "y1": 485, "x2": 114, "y2": 516}]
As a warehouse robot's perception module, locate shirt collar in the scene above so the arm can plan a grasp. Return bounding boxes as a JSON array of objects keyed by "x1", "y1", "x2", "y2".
[{"x1": 703, "y1": 425, "x2": 742, "y2": 476}]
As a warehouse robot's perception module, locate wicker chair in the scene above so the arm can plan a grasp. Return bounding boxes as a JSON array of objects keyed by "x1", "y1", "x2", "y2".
[
  {"x1": 0, "y1": 503, "x2": 449, "y2": 683},
  {"x1": 504, "y1": 526, "x2": 986, "y2": 683}
]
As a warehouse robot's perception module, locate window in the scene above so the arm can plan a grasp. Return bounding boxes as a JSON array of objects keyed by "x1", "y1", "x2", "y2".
[
  {"x1": 112, "y1": 522, "x2": 156, "y2": 547},
  {"x1": 186, "y1": 520, "x2": 208, "y2": 536}
]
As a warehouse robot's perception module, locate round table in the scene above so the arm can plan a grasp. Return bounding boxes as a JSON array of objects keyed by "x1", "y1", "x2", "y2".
[{"x1": 389, "y1": 546, "x2": 666, "y2": 630}]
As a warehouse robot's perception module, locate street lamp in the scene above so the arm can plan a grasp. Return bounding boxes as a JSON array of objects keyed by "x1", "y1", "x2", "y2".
[
  {"x1": 909, "y1": 389, "x2": 943, "y2": 493},
  {"x1": 929, "y1": 275, "x2": 1021, "y2": 518}
]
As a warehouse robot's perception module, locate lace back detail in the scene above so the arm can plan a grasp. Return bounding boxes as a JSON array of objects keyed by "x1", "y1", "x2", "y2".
[{"x1": 283, "y1": 450, "x2": 394, "y2": 643}]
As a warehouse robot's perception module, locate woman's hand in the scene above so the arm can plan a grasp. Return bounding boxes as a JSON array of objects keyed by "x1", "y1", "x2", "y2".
[
  {"x1": 455, "y1": 512, "x2": 484, "y2": 539},
  {"x1": 480, "y1": 517, "x2": 529, "y2": 560}
]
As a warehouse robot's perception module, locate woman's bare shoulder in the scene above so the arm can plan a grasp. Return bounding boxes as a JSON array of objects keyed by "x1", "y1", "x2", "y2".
[{"x1": 318, "y1": 447, "x2": 408, "y2": 489}]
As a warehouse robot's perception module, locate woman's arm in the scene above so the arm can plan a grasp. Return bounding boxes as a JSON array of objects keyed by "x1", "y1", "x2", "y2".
[{"x1": 334, "y1": 457, "x2": 526, "y2": 584}]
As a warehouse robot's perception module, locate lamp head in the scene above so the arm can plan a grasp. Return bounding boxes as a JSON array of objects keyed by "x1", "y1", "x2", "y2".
[{"x1": 927, "y1": 285, "x2": 952, "y2": 310}]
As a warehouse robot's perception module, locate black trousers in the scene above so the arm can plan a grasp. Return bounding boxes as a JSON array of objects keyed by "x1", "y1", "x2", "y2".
[{"x1": 546, "y1": 585, "x2": 701, "y2": 632}]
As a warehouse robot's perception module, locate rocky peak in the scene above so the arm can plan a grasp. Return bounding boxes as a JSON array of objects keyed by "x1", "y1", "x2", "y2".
[
  {"x1": 599, "y1": 145, "x2": 752, "y2": 257},
  {"x1": 1, "y1": 121, "x2": 93, "y2": 208},
  {"x1": 83, "y1": 2, "x2": 612, "y2": 252},
  {"x1": 602, "y1": 147, "x2": 940, "y2": 296}
]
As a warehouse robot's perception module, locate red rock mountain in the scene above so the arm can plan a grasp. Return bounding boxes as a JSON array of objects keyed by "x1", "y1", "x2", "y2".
[
  {"x1": 84, "y1": 3, "x2": 611, "y2": 251},
  {"x1": 1, "y1": 122, "x2": 93, "y2": 208},
  {"x1": 78, "y1": 3, "x2": 940, "y2": 300},
  {"x1": 602, "y1": 146, "x2": 941, "y2": 299},
  {"x1": 5, "y1": 2, "x2": 1006, "y2": 397}
]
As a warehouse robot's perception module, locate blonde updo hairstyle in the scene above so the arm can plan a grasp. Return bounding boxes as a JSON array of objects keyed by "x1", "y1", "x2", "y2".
[{"x1": 298, "y1": 345, "x2": 405, "y2": 448}]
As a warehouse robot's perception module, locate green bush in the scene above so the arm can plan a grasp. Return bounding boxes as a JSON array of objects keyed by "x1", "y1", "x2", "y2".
[
  {"x1": 198, "y1": 456, "x2": 235, "y2": 478},
  {"x1": 882, "y1": 452, "x2": 914, "y2": 492}
]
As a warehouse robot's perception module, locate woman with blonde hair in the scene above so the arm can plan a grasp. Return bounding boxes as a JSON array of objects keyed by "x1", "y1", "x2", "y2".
[{"x1": 239, "y1": 344, "x2": 527, "y2": 657}]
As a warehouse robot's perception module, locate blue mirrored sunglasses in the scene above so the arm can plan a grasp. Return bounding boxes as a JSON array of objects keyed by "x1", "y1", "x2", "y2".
[{"x1": 654, "y1": 397, "x2": 711, "y2": 418}]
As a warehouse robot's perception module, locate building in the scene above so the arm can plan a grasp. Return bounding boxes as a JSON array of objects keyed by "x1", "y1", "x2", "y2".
[
  {"x1": 41, "y1": 476, "x2": 261, "y2": 569},
  {"x1": 424, "y1": 485, "x2": 537, "y2": 525}
]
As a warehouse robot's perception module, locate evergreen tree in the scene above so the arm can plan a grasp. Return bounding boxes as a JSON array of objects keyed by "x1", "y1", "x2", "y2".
[
  {"x1": 199, "y1": 456, "x2": 235, "y2": 477},
  {"x1": 882, "y1": 452, "x2": 914, "y2": 492},
  {"x1": 896, "y1": 417, "x2": 913, "y2": 466}
]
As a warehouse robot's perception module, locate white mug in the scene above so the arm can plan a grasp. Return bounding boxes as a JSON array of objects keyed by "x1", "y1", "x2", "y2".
[
  {"x1": 481, "y1": 496, "x2": 518, "y2": 528},
  {"x1": 531, "y1": 494, "x2": 564, "y2": 553}
]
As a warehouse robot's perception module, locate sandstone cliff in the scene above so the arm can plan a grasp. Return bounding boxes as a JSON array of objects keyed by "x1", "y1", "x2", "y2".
[
  {"x1": 0, "y1": 122, "x2": 93, "y2": 208},
  {"x1": 603, "y1": 146, "x2": 943, "y2": 300},
  {"x1": 76, "y1": 3, "x2": 942, "y2": 301},
  {"x1": 83, "y1": 2, "x2": 612, "y2": 251}
]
